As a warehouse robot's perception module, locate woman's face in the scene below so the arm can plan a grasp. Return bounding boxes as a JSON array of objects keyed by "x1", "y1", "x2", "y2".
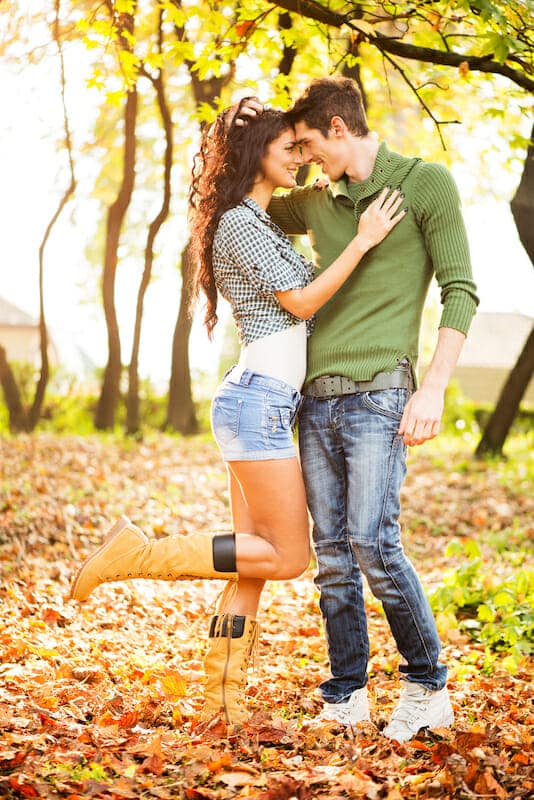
[{"x1": 259, "y1": 128, "x2": 303, "y2": 190}]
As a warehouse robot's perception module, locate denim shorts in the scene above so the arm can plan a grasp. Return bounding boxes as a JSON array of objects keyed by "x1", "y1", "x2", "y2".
[{"x1": 211, "y1": 367, "x2": 302, "y2": 461}]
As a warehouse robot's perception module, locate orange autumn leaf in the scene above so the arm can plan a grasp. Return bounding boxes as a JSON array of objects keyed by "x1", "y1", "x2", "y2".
[
  {"x1": 459, "y1": 60, "x2": 470, "y2": 77},
  {"x1": 208, "y1": 753, "x2": 232, "y2": 772},
  {"x1": 512, "y1": 752, "x2": 530, "y2": 765},
  {"x1": 138, "y1": 752, "x2": 163, "y2": 776},
  {"x1": 118, "y1": 710, "x2": 139, "y2": 728},
  {"x1": 8, "y1": 776, "x2": 40, "y2": 797},
  {"x1": 474, "y1": 769, "x2": 507, "y2": 800},
  {"x1": 235, "y1": 20, "x2": 255, "y2": 37}
]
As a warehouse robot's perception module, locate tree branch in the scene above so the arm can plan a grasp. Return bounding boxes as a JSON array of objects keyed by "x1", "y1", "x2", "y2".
[{"x1": 270, "y1": 0, "x2": 534, "y2": 92}]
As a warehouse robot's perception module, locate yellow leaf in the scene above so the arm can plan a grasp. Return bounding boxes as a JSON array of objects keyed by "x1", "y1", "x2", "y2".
[
  {"x1": 29, "y1": 645, "x2": 60, "y2": 659},
  {"x1": 116, "y1": 0, "x2": 136, "y2": 12},
  {"x1": 159, "y1": 673, "x2": 187, "y2": 698},
  {"x1": 38, "y1": 696, "x2": 59, "y2": 710},
  {"x1": 106, "y1": 91, "x2": 124, "y2": 107}
]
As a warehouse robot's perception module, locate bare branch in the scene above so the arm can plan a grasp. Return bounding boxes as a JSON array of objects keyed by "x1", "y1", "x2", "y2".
[{"x1": 380, "y1": 49, "x2": 461, "y2": 150}]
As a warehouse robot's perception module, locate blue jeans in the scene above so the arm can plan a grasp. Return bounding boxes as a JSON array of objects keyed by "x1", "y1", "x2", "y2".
[{"x1": 298, "y1": 388, "x2": 447, "y2": 702}]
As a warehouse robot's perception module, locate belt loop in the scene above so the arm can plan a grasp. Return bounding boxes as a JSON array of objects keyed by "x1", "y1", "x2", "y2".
[{"x1": 240, "y1": 369, "x2": 252, "y2": 386}]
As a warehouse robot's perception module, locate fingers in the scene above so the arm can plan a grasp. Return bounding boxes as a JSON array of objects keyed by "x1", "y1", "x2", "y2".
[
  {"x1": 369, "y1": 188, "x2": 406, "y2": 220},
  {"x1": 383, "y1": 191, "x2": 405, "y2": 216},
  {"x1": 400, "y1": 414, "x2": 440, "y2": 446},
  {"x1": 398, "y1": 393, "x2": 442, "y2": 447},
  {"x1": 234, "y1": 97, "x2": 264, "y2": 127}
]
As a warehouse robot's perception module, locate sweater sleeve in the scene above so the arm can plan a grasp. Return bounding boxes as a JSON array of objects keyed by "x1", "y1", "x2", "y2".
[
  {"x1": 267, "y1": 186, "x2": 312, "y2": 235},
  {"x1": 413, "y1": 163, "x2": 479, "y2": 335}
]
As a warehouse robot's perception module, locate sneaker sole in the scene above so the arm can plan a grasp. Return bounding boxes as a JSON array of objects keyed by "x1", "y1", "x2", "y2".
[
  {"x1": 384, "y1": 709, "x2": 455, "y2": 741},
  {"x1": 69, "y1": 515, "x2": 146, "y2": 601}
]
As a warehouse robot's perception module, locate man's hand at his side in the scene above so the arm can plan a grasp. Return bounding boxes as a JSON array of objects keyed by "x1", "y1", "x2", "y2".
[
  {"x1": 398, "y1": 385, "x2": 444, "y2": 446},
  {"x1": 398, "y1": 327, "x2": 466, "y2": 447}
]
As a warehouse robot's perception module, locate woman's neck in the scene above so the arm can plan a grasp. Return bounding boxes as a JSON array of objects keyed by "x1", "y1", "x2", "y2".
[{"x1": 246, "y1": 180, "x2": 274, "y2": 211}]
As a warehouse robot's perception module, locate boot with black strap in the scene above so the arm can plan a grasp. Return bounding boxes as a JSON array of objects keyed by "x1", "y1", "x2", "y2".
[
  {"x1": 202, "y1": 613, "x2": 259, "y2": 724},
  {"x1": 69, "y1": 515, "x2": 238, "y2": 602}
]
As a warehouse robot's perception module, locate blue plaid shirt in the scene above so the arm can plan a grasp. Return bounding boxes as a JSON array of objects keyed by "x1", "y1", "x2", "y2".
[{"x1": 213, "y1": 196, "x2": 315, "y2": 345}]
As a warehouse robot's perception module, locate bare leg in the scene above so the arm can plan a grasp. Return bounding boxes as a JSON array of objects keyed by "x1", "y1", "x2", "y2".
[
  {"x1": 218, "y1": 468, "x2": 264, "y2": 617},
  {"x1": 229, "y1": 457, "x2": 311, "y2": 581}
]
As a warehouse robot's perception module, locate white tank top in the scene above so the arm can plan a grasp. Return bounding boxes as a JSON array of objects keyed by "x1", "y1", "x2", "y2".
[{"x1": 234, "y1": 321, "x2": 307, "y2": 391}]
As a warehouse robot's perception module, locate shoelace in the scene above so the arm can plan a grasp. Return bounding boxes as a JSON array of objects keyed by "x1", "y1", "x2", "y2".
[
  {"x1": 213, "y1": 580, "x2": 238, "y2": 615},
  {"x1": 212, "y1": 613, "x2": 260, "y2": 673},
  {"x1": 390, "y1": 694, "x2": 430, "y2": 724}
]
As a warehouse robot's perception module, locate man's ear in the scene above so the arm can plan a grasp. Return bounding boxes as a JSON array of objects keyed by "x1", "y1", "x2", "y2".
[{"x1": 329, "y1": 115, "x2": 348, "y2": 137}]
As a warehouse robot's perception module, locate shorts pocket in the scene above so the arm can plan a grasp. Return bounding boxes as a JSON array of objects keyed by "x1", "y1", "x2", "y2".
[
  {"x1": 211, "y1": 396, "x2": 243, "y2": 446},
  {"x1": 267, "y1": 406, "x2": 292, "y2": 432}
]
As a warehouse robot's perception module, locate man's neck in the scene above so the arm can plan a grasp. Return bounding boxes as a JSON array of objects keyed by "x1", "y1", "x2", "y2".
[{"x1": 344, "y1": 133, "x2": 380, "y2": 183}]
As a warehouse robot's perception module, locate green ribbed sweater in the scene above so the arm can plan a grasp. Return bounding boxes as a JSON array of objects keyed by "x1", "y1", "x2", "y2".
[{"x1": 269, "y1": 143, "x2": 479, "y2": 384}]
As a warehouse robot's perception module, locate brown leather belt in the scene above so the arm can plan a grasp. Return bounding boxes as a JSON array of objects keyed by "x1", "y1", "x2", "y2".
[{"x1": 303, "y1": 367, "x2": 412, "y2": 398}]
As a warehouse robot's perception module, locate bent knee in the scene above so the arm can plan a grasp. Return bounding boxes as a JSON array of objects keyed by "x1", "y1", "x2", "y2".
[{"x1": 275, "y1": 549, "x2": 311, "y2": 580}]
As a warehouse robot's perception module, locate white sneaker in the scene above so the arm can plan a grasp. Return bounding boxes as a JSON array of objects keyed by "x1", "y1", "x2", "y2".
[
  {"x1": 383, "y1": 683, "x2": 454, "y2": 742},
  {"x1": 314, "y1": 687, "x2": 371, "y2": 726}
]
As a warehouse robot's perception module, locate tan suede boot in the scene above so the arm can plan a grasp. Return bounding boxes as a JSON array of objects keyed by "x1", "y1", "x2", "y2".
[
  {"x1": 69, "y1": 516, "x2": 237, "y2": 601},
  {"x1": 202, "y1": 614, "x2": 258, "y2": 724}
]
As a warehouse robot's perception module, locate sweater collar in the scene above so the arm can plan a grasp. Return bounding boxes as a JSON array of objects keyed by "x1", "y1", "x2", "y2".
[{"x1": 330, "y1": 142, "x2": 403, "y2": 202}]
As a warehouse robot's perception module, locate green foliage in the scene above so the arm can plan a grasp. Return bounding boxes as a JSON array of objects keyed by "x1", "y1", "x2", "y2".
[
  {"x1": 43, "y1": 761, "x2": 111, "y2": 784},
  {"x1": 430, "y1": 539, "x2": 534, "y2": 673},
  {"x1": 440, "y1": 380, "x2": 534, "y2": 440}
]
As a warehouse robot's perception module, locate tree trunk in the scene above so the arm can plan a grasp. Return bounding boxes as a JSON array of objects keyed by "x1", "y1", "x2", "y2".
[
  {"x1": 165, "y1": 10, "x2": 234, "y2": 434},
  {"x1": 95, "y1": 86, "x2": 138, "y2": 430},
  {"x1": 475, "y1": 325, "x2": 534, "y2": 457},
  {"x1": 26, "y1": 0, "x2": 76, "y2": 431},
  {"x1": 476, "y1": 124, "x2": 534, "y2": 457},
  {"x1": 511, "y1": 122, "x2": 534, "y2": 262},
  {"x1": 0, "y1": 346, "x2": 28, "y2": 432},
  {"x1": 126, "y1": 65, "x2": 173, "y2": 434},
  {"x1": 165, "y1": 240, "x2": 198, "y2": 434}
]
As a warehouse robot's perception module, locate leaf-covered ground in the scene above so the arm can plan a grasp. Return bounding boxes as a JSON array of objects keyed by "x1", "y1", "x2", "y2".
[{"x1": 0, "y1": 433, "x2": 532, "y2": 799}]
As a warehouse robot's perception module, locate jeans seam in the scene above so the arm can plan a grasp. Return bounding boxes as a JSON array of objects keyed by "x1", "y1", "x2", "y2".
[{"x1": 377, "y1": 434, "x2": 435, "y2": 672}]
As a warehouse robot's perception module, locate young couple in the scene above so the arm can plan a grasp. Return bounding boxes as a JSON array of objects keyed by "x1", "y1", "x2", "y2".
[{"x1": 70, "y1": 77, "x2": 478, "y2": 742}]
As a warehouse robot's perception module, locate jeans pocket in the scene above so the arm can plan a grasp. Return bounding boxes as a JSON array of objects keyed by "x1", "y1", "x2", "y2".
[
  {"x1": 211, "y1": 396, "x2": 243, "y2": 445},
  {"x1": 361, "y1": 389, "x2": 407, "y2": 421}
]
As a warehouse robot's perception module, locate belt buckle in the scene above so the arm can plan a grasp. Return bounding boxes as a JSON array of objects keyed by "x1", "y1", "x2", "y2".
[{"x1": 316, "y1": 376, "x2": 336, "y2": 396}]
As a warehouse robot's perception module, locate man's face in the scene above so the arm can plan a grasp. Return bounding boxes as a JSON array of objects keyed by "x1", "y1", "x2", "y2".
[{"x1": 295, "y1": 120, "x2": 347, "y2": 181}]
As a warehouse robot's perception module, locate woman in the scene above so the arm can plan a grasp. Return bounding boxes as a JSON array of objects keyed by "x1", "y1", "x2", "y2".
[{"x1": 70, "y1": 102, "x2": 406, "y2": 724}]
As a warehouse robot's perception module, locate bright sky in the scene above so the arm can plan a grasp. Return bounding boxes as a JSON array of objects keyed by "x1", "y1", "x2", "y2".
[{"x1": 1, "y1": 43, "x2": 533, "y2": 385}]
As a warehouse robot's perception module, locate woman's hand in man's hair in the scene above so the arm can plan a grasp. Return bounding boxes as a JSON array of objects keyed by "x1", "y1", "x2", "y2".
[{"x1": 225, "y1": 97, "x2": 265, "y2": 129}]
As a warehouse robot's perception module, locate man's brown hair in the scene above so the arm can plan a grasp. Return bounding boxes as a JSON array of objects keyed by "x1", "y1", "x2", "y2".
[{"x1": 287, "y1": 77, "x2": 369, "y2": 137}]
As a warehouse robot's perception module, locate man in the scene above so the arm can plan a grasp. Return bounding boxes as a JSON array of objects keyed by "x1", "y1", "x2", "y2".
[{"x1": 236, "y1": 77, "x2": 478, "y2": 741}]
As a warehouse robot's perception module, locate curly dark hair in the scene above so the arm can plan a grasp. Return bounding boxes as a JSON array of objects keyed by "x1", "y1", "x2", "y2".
[{"x1": 189, "y1": 99, "x2": 292, "y2": 337}]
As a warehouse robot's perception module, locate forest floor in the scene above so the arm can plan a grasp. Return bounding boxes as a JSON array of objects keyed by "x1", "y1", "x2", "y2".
[{"x1": 0, "y1": 432, "x2": 532, "y2": 799}]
